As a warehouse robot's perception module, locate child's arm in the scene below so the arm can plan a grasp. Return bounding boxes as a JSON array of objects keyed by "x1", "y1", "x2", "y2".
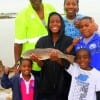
[
  {"x1": 96, "y1": 91, "x2": 100, "y2": 100},
  {"x1": 1, "y1": 67, "x2": 12, "y2": 89},
  {"x1": 66, "y1": 38, "x2": 80, "y2": 53}
]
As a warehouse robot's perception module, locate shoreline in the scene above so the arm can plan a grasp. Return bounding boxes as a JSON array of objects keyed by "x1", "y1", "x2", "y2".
[
  {"x1": 0, "y1": 16, "x2": 15, "y2": 19},
  {"x1": 0, "y1": 13, "x2": 16, "y2": 19}
]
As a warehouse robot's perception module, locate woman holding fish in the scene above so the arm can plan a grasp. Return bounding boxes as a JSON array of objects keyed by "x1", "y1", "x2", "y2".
[{"x1": 30, "y1": 12, "x2": 75, "y2": 100}]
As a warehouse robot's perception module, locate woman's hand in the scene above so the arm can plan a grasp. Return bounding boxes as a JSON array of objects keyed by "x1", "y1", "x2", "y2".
[
  {"x1": 30, "y1": 53, "x2": 43, "y2": 67},
  {"x1": 50, "y1": 50, "x2": 59, "y2": 61},
  {"x1": 50, "y1": 50, "x2": 63, "y2": 65},
  {"x1": 30, "y1": 53, "x2": 40, "y2": 62}
]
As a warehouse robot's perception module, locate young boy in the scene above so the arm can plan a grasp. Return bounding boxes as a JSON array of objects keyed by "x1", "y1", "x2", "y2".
[
  {"x1": 66, "y1": 48, "x2": 100, "y2": 100},
  {"x1": 1, "y1": 58, "x2": 37, "y2": 100},
  {"x1": 75, "y1": 16, "x2": 100, "y2": 70},
  {"x1": 66, "y1": 16, "x2": 100, "y2": 70}
]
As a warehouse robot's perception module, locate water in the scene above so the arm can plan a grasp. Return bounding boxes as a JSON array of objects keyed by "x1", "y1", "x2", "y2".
[{"x1": 0, "y1": 19, "x2": 15, "y2": 67}]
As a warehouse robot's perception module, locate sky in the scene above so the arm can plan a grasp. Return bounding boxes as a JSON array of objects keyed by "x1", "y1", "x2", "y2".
[
  {"x1": 0, "y1": 0, "x2": 100, "y2": 24},
  {"x1": 0, "y1": 0, "x2": 99, "y2": 13},
  {"x1": 0, "y1": 0, "x2": 28, "y2": 13}
]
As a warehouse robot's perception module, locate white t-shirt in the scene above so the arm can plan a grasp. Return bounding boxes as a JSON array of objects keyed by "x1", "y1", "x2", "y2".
[{"x1": 66, "y1": 63, "x2": 100, "y2": 100}]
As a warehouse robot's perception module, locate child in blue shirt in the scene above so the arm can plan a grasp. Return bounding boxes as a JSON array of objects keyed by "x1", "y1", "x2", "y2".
[
  {"x1": 63, "y1": 0, "x2": 84, "y2": 38},
  {"x1": 75, "y1": 16, "x2": 100, "y2": 70}
]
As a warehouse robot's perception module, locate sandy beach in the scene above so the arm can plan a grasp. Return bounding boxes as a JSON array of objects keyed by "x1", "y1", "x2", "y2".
[{"x1": 0, "y1": 86, "x2": 12, "y2": 100}]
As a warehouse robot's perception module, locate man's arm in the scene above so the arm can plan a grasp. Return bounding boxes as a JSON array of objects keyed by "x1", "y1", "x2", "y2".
[{"x1": 14, "y1": 43, "x2": 22, "y2": 64}]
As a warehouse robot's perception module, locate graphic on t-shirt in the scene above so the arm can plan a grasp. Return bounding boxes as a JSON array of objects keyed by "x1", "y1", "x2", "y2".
[
  {"x1": 75, "y1": 74, "x2": 88, "y2": 81},
  {"x1": 72, "y1": 74, "x2": 89, "y2": 100}
]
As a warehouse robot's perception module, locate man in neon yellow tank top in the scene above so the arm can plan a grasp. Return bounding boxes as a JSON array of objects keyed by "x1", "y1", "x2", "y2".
[{"x1": 14, "y1": 0, "x2": 56, "y2": 72}]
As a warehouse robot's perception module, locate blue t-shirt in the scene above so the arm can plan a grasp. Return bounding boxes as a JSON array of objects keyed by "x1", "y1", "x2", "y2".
[
  {"x1": 75, "y1": 33, "x2": 100, "y2": 71},
  {"x1": 63, "y1": 14, "x2": 84, "y2": 38}
]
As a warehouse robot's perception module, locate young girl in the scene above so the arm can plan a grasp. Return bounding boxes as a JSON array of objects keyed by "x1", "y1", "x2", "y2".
[
  {"x1": 1, "y1": 58, "x2": 37, "y2": 100},
  {"x1": 66, "y1": 48, "x2": 100, "y2": 100},
  {"x1": 63, "y1": 0, "x2": 83, "y2": 38},
  {"x1": 31, "y1": 12, "x2": 75, "y2": 100}
]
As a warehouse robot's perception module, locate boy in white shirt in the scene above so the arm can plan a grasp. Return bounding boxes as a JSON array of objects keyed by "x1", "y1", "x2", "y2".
[{"x1": 66, "y1": 48, "x2": 100, "y2": 100}]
